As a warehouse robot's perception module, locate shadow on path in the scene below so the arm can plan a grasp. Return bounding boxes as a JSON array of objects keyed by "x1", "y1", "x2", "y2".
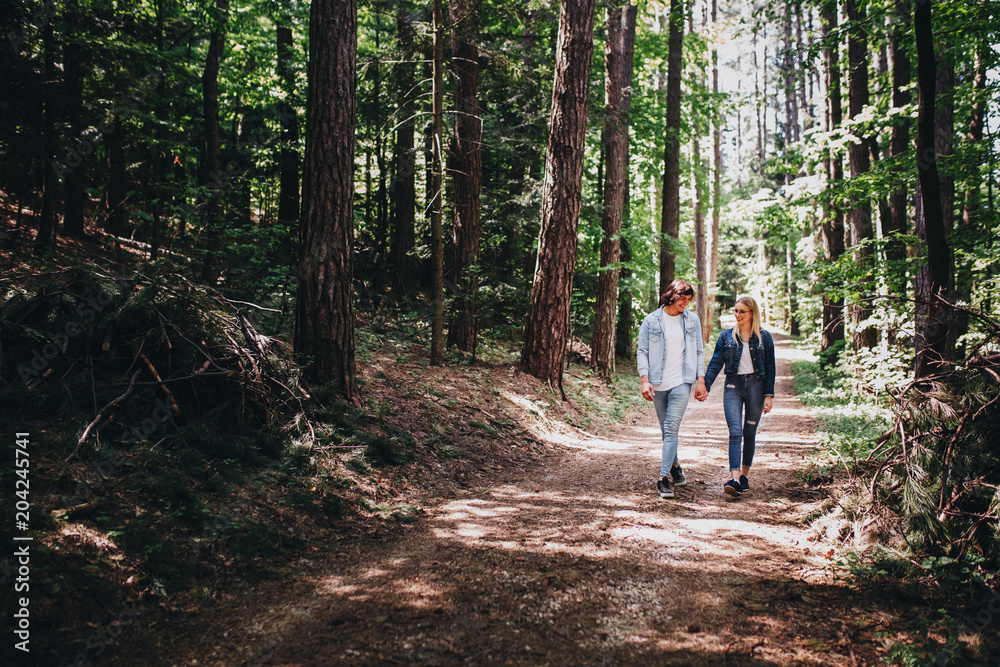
[{"x1": 137, "y1": 333, "x2": 890, "y2": 666}]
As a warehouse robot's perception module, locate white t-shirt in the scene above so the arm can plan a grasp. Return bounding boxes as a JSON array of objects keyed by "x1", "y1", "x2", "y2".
[
  {"x1": 737, "y1": 336, "x2": 754, "y2": 375},
  {"x1": 653, "y1": 309, "x2": 685, "y2": 391}
]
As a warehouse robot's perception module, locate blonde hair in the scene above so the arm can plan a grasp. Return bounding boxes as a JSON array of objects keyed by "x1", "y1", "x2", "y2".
[{"x1": 734, "y1": 296, "x2": 762, "y2": 343}]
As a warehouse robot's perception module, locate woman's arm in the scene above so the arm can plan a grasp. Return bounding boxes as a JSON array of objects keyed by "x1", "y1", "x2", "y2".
[{"x1": 702, "y1": 331, "x2": 727, "y2": 393}]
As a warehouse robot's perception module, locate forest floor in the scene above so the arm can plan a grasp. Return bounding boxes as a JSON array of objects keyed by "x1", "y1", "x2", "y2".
[{"x1": 110, "y1": 332, "x2": 919, "y2": 666}]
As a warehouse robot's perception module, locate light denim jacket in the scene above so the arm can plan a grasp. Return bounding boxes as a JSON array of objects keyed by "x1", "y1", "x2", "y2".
[{"x1": 636, "y1": 307, "x2": 705, "y2": 386}]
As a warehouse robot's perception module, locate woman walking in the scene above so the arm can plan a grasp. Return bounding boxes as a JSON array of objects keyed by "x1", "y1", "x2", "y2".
[
  {"x1": 699, "y1": 296, "x2": 776, "y2": 497},
  {"x1": 637, "y1": 279, "x2": 707, "y2": 499}
]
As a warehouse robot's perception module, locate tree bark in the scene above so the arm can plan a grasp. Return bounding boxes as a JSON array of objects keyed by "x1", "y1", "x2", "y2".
[
  {"x1": 820, "y1": 1, "x2": 845, "y2": 353},
  {"x1": 885, "y1": 0, "x2": 911, "y2": 297},
  {"x1": 201, "y1": 0, "x2": 229, "y2": 286},
  {"x1": 520, "y1": 0, "x2": 597, "y2": 395},
  {"x1": 783, "y1": 1, "x2": 799, "y2": 337},
  {"x1": 795, "y1": 2, "x2": 811, "y2": 133},
  {"x1": 845, "y1": 0, "x2": 875, "y2": 351},
  {"x1": 38, "y1": 20, "x2": 57, "y2": 250},
  {"x1": 708, "y1": 0, "x2": 720, "y2": 344},
  {"x1": 753, "y1": 27, "x2": 763, "y2": 170},
  {"x1": 277, "y1": 21, "x2": 300, "y2": 225},
  {"x1": 913, "y1": 0, "x2": 951, "y2": 378},
  {"x1": 294, "y1": 0, "x2": 357, "y2": 398},
  {"x1": 615, "y1": 206, "x2": 633, "y2": 359},
  {"x1": 784, "y1": 1, "x2": 798, "y2": 148},
  {"x1": 691, "y1": 2, "x2": 708, "y2": 343},
  {"x1": 934, "y1": 34, "x2": 955, "y2": 357},
  {"x1": 446, "y1": 0, "x2": 483, "y2": 354},
  {"x1": 592, "y1": 2, "x2": 636, "y2": 378},
  {"x1": 430, "y1": 0, "x2": 445, "y2": 365},
  {"x1": 390, "y1": 6, "x2": 417, "y2": 295},
  {"x1": 150, "y1": 0, "x2": 168, "y2": 258},
  {"x1": 106, "y1": 124, "x2": 128, "y2": 241},
  {"x1": 659, "y1": 0, "x2": 684, "y2": 295},
  {"x1": 63, "y1": 0, "x2": 86, "y2": 239},
  {"x1": 373, "y1": 19, "x2": 389, "y2": 261},
  {"x1": 953, "y1": 46, "x2": 988, "y2": 354}
]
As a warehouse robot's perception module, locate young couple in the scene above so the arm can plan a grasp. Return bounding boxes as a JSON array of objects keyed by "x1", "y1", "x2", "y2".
[{"x1": 636, "y1": 279, "x2": 776, "y2": 499}]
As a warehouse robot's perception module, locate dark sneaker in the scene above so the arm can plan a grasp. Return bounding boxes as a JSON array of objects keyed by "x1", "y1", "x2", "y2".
[
  {"x1": 723, "y1": 479, "x2": 743, "y2": 497},
  {"x1": 739, "y1": 475, "x2": 749, "y2": 492},
  {"x1": 657, "y1": 477, "x2": 675, "y2": 499},
  {"x1": 670, "y1": 464, "x2": 688, "y2": 487}
]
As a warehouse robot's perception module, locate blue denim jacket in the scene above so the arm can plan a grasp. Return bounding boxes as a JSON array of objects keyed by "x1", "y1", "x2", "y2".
[
  {"x1": 704, "y1": 328, "x2": 776, "y2": 396},
  {"x1": 636, "y1": 308, "x2": 705, "y2": 386}
]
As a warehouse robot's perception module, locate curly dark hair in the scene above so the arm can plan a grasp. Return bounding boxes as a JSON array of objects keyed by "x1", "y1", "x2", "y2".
[{"x1": 658, "y1": 279, "x2": 695, "y2": 307}]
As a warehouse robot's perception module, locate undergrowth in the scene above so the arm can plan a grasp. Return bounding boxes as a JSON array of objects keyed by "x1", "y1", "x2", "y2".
[
  {"x1": 794, "y1": 345, "x2": 1000, "y2": 666},
  {"x1": 0, "y1": 250, "x2": 602, "y2": 664}
]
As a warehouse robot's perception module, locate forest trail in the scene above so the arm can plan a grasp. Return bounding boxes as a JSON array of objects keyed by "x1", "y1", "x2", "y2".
[{"x1": 138, "y1": 333, "x2": 883, "y2": 666}]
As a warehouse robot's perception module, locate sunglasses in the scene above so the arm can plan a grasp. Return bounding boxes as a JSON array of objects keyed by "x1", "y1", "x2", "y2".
[{"x1": 733, "y1": 309, "x2": 751, "y2": 315}]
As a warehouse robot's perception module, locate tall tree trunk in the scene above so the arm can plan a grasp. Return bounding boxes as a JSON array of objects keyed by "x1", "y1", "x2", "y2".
[
  {"x1": 820, "y1": 1, "x2": 845, "y2": 353},
  {"x1": 783, "y1": 1, "x2": 792, "y2": 180},
  {"x1": 954, "y1": 47, "x2": 988, "y2": 354},
  {"x1": 429, "y1": 0, "x2": 444, "y2": 365},
  {"x1": 106, "y1": 125, "x2": 128, "y2": 241},
  {"x1": 150, "y1": 0, "x2": 168, "y2": 258},
  {"x1": 592, "y1": 2, "x2": 636, "y2": 378},
  {"x1": 520, "y1": 0, "x2": 597, "y2": 396},
  {"x1": 38, "y1": 20, "x2": 57, "y2": 249},
  {"x1": 389, "y1": 119, "x2": 416, "y2": 293},
  {"x1": 691, "y1": 2, "x2": 708, "y2": 343},
  {"x1": 373, "y1": 18, "x2": 389, "y2": 261},
  {"x1": 63, "y1": 0, "x2": 86, "y2": 238},
  {"x1": 708, "y1": 0, "x2": 720, "y2": 344},
  {"x1": 446, "y1": 0, "x2": 483, "y2": 354},
  {"x1": 845, "y1": 0, "x2": 875, "y2": 351},
  {"x1": 784, "y1": 1, "x2": 799, "y2": 147},
  {"x1": 277, "y1": 21, "x2": 300, "y2": 225},
  {"x1": 885, "y1": 0, "x2": 911, "y2": 298},
  {"x1": 294, "y1": 0, "x2": 357, "y2": 397},
  {"x1": 934, "y1": 34, "x2": 955, "y2": 357},
  {"x1": 795, "y1": 2, "x2": 811, "y2": 132},
  {"x1": 659, "y1": 0, "x2": 684, "y2": 295},
  {"x1": 754, "y1": 27, "x2": 763, "y2": 170},
  {"x1": 961, "y1": 49, "x2": 987, "y2": 229},
  {"x1": 913, "y1": 0, "x2": 951, "y2": 379},
  {"x1": 615, "y1": 196, "x2": 633, "y2": 359},
  {"x1": 390, "y1": 6, "x2": 417, "y2": 295},
  {"x1": 782, "y1": 1, "x2": 798, "y2": 336},
  {"x1": 935, "y1": 45, "x2": 954, "y2": 240},
  {"x1": 201, "y1": 0, "x2": 229, "y2": 286},
  {"x1": 762, "y1": 44, "x2": 768, "y2": 171}
]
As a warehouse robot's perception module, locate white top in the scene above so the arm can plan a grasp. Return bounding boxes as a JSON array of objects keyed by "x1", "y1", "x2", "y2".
[
  {"x1": 737, "y1": 332, "x2": 754, "y2": 374},
  {"x1": 653, "y1": 309, "x2": 685, "y2": 391}
]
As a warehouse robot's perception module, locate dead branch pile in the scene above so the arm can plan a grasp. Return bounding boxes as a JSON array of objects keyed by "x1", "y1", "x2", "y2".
[
  {"x1": 855, "y1": 325, "x2": 1000, "y2": 564},
  {"x1": 0, "y1": 262, "x2": 307, "y2": 462}
]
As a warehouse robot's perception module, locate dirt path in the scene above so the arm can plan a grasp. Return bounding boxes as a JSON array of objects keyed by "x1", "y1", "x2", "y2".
[{"x1": 137, "y1": 334, "x2": 882, "y2": 666}]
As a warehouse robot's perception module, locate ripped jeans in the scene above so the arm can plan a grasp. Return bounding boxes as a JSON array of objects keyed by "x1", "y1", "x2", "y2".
[{"x1": 723, "y1": 374, "x2": 765, "y2": 471}]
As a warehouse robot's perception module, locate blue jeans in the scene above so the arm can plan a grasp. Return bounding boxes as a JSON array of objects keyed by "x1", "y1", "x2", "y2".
[
  {"x1": 723, "y1": 374, "x2": 765, "y2": 471},
  {"x1": 653, "y1": 383, "x2": 691, "y2": 477}
]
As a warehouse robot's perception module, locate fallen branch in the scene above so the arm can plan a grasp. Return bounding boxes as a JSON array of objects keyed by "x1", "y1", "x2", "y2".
[
  {"x1": 66, "y1": 369, "x2": 142, "y2": 462},
  {"x1": 140, "y1": 353, "x2": 181, "y2": 416}
]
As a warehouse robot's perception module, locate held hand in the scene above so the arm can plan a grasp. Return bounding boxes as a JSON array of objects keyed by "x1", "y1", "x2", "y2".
[
  {"x1": 763, "y1": 396, "x2": 773, "y2": 414},
  {"x1": 640, "y1": 377, "x2": 654, "y2": 402},
  {"x1": 693, "y1": 378, "x2": 708, "y2": 401}
]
